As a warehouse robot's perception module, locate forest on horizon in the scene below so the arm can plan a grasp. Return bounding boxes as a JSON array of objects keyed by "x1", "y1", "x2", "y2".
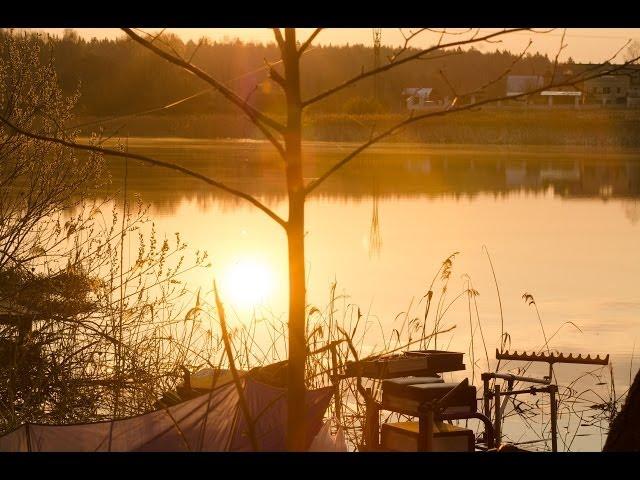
[{"x1": 2, "y1": 28, "x2": 558, "y2": 116}]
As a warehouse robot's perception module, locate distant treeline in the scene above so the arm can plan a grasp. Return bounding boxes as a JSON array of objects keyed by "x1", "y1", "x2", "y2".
[{"x1": 1, "y1": 28, "x2": 554, "y2": 116}]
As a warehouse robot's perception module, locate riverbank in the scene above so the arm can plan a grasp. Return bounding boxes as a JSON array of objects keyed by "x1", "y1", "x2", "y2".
[{"x1": 73, "y1": 108, "x2": 640, "y2": 147}]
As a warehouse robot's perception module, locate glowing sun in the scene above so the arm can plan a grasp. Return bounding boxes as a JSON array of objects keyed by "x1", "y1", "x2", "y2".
[{"x1": 222, "y1": 259, "x2": 274, "y2": 308}]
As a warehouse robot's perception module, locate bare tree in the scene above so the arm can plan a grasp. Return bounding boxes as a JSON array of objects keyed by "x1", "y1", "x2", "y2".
[{"x1": 1, "y1": 27, "x2": 639, "y2": 451}]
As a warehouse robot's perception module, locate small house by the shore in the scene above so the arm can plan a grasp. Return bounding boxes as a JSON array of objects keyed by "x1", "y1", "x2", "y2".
[{"x1": 402, "y1": 87, "x2": 436, "y2": 110}]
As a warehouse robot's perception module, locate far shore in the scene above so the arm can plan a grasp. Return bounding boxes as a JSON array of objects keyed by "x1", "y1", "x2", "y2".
[{"x1": 73, "y1": 108, "x2": 640, "y2": 148}]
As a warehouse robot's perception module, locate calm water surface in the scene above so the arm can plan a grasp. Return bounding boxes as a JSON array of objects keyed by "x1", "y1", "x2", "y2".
[{"x1": 101, "y1": 139, "x2": 640, "y2": 450}]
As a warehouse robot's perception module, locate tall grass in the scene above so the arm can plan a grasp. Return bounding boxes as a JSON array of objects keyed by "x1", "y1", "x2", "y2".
[{"x1": 174, "y1": 250, "x2": 626, "y2": 451}]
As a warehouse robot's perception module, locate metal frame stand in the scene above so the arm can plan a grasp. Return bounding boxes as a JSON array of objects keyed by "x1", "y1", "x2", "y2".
[
  {"x1": 481, "y1": 349, "x2": 608, "y2": 452},
  {"x1": 482, "y1": 372, "x2": 558, "y2": 451},
  {"x1": 364, "y1": 379, "x2": 495, "y2": 452}
]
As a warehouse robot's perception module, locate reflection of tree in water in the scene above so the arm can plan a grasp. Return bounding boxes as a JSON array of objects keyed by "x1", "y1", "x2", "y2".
[
  {"x1": 369, "y1": 181, "x2": 382, "y2": 258},
  {"x1": 623, "y1": 200, "x2": 640, "y2": 225},
  {"x1": 367, "y1": 159, "x2": 382, "y2": 259}
]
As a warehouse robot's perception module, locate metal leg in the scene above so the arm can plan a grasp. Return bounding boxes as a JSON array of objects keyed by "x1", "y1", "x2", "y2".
[
  {"x1": 494, "y1": 384, "x2": 501, "y2": 447},
  {"x1": 363, "y1": 387, "x2": 379, "y2": 451},
  {"x1": 483, "y1": 374, "x2": 491, "y2": 419},
  {"x1": 549, "y1": 385, "x2": 558, "y2": 452},
  {"x1": 439, "y1": 412, "x2": 495, "y2": 450},
  {"x1": 330, "y1": 346, "x2": 342, "y2": 421},
  {"x1": 418, "y1": 409, "x2": 434, "y2": 452}
]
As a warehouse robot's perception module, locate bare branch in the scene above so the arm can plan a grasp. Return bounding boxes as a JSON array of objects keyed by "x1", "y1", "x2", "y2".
[
  {"x1": 462, "y1": 39, "x2": 534, "y2": 99},
  {"x1": 416, "y1": 51, "x2": 465, "y2": 62},
  {"x1": 439, "y1": 69, "x2": 459, "y2": 103},
  {"x1": 607, "y1": 38, "x2": 634, "y2": 65},
  {"x1": 121, "y1": 28, "x2": 287, "y2": 150},
  {"x1": 273, "y1": 28, "x2": 285, "y2": 50},
  {"x1": 68, "y1": 43, "x2": 319, "y2": 138},
  {"x1": 305, "y1": 56, "x2": 640, "y2": 196},
  {"x1": 66, "y1": 87, "x2": 216, "y2": 132},
  {"x1": 563, "y1": 39, "x2": 635, "y2": 84},
  {"x1": 298, "y1": 28, "x2": 323, "y2": 56},
  {"x1": 550, "y1": 29, "x2": 568, "y2": 82},
  {"x1": 134, "y1": 28, "x2": 186, "y2": 62},
  {"x1": 302, "y1": 28, "x2": 530, "y2": 107},
  {"x1": 187, "y1": 38, "x2": 204, "y2": 64},
  {"x1": 0, "y1": 114, "x2": 287, "y2": 228},
  {"x1": 264, "y1": 57, "x2": 285, "y2": 87},
  {"x1": 389, "y1": 28, "x2": 428, "y2": 63},
  {"x1": 244, "y1": 84, "x2": 260, "y2": 104},
  {"x1": 427, "y1": 28, "x2": 474, "y2": 37},
  {"x1": 149, "y1": 28, "x2": 167, "y2": 45}
]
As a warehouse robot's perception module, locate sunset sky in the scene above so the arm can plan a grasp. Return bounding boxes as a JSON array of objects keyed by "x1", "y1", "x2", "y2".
[{"x1": 27, "y1": 28, "x2": 640, "y2": 64}]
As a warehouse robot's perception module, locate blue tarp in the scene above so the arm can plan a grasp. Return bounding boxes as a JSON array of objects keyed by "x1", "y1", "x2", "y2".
[{"x1": 0, "y1": 378, "x2": 333, "y2": 451}]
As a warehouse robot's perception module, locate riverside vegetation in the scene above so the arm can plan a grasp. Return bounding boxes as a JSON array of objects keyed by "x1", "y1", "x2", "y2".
[{"x1": 74, "y1": 109, "x2": 640, "y2": 147}]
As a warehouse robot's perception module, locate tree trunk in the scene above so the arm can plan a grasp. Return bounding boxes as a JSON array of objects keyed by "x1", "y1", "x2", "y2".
[
  {"x1": 282, "y1": 28, "x2": 307, "y2": 452},
  {"x1": 603, "y1": 368, "x2": 640, "y2": 451}
]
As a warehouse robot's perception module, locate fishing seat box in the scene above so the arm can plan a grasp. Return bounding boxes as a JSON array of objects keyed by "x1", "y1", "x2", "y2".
[
  {"x1": 381, "y1": 378, "x2": 477, "y2": 415},
  {"x1": 345, "y1": 350, "x2": 465, "y2": 379},
  {"x1": 381, "y1": 421, "x2": 475, "y2": 452}
]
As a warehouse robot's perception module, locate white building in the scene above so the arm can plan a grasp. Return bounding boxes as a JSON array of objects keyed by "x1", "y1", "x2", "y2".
[
  {"x1": 402, "y1": 87, "x2": 435, "y2": 110},
  {"x1": 506, "y1": 75, "x2": 544, "y2": 96}
]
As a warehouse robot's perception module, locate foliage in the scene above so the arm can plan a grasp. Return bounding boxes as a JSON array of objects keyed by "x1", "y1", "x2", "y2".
[
  {"x1": 342, "y1": 96, "x2": 385, "y2": 115},
  {"x1": 0, "y1": 33, "x2": 214, "y2": 434}
]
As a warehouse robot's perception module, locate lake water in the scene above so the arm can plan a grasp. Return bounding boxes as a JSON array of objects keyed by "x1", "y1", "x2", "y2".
[{"x1": 100, "y1": 138, "x2": 640, "y2": 451}]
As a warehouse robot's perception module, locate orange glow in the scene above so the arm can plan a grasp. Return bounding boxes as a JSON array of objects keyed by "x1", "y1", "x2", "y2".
[
  {"x1": 220, "y1": 258, "x2": 275, "y2": 309},
  {"x1": 29, "y1": 28, "x2": 640, "y2": 64}
]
